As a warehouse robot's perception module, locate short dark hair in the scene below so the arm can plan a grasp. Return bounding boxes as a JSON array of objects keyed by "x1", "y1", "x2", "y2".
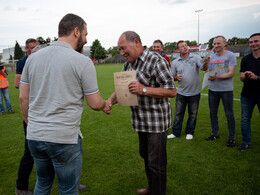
[
  {"x1": 250, "y1": 33, "x2": 260, "y2": 39},
  {"x1": 153, "y1": 39, "x2": 163, "y2": 47},
  {"x1": 25, "y1": 38, "x2": 37, "y2": 48},
  {"x1": 177, "y1": 40, "x2": 185, "y2": 48},
  {"x1": 58, "y1": 13, "x2": 86, "y2": 37},
  {"x1": 122, "y1": 31, "x2": 142, "y2": 44}
]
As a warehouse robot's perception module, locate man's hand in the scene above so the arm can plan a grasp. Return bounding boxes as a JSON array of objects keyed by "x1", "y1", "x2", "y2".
[
  {"x1": 103, "y1": 100, "x2": 112, "y2": 114},
  {"x1": 128, "y1": 81, "x2": 144, "y2": 95},
  {"x1": 201, "y1": 57, "x2": 210, "y2": 71},
  {"x1": 208, "y1": 72, "x2": 218, "y2": 80},
  {"x1": 245, "y1": 71, "x2": 258, "y2": 80},
  {"x1": 176, "y1": 74, "x2": 183, "y2": 81}
]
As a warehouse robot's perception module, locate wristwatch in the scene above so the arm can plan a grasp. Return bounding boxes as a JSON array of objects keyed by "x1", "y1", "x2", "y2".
[{"x1": 142, "y1": 86, "x2": 147, "y2": 95}]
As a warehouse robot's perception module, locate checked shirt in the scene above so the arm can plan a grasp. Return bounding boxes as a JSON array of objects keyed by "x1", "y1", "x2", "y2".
[{"x1": 123, "y1": 48, "x2": 176, "y2": 133}]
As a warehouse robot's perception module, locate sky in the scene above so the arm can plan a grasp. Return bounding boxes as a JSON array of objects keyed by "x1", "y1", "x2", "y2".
[{"x1": 0, "y1": 0, "x2": 260, "y2": 53}]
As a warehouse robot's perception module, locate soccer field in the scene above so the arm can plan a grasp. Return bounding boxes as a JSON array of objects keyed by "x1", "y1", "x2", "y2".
[{"x1": 0, "y1": 58, "x2": 259, "y2": 194}]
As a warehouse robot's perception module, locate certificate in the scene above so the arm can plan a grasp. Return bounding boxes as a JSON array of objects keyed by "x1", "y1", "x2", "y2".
[
  {"x1": 114, "y1": 71, "x2": 138, "y2": 106},
  {"x1": 202, "y1": 71, "x2": 214, "y2": 91}
]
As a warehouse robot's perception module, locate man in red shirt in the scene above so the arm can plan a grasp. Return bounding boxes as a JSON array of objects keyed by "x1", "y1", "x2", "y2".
[{"x1": 153, "y1": 39, "x2": 171, "y2": 67}]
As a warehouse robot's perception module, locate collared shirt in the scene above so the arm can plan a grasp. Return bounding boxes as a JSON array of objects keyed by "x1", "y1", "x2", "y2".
[
  {"x1": 21, "y1": 41, "x2": 98, "y2": 144},
  {"x1": 171, "y1": 53, "x2": 203, "y2": 96},
  {"x1": 123, "y1": 47, "x2": 175, "y2": 133}
]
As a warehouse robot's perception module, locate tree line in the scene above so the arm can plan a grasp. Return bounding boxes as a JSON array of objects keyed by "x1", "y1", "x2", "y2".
[{"x1": 12, "y1": 36, "x2": 250, "y2": 62}]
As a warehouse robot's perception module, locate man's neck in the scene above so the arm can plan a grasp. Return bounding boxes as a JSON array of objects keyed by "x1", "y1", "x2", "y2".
[
  {"x1": 180, "y1": 53, "x2": 189, "y2": 59},
  {"x1": 252, "y1": 50, "x2": 260, "y2": 59},
  {"x1": 216, "y1": 49, "x2": 226, "y2": 56}
]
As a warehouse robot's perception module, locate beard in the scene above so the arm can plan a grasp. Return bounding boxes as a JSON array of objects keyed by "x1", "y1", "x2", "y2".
[{"x1": 76, "y1": 36, "x2": 85, "y2": 53}]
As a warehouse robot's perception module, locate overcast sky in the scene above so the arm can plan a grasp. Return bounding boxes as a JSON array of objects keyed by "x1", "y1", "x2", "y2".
[{"x1": 0, "y1": 0, "x2": 259, "y2": 52}]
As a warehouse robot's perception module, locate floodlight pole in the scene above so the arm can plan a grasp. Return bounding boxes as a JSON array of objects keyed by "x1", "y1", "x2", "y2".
[{"x1": 195, "y1": 9, "x2": 203, "y2": 45}]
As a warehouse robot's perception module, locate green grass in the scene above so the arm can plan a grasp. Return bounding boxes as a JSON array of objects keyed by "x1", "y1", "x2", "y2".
[{"x1": 0, "y1": 59, "x2": 259, "y2": 194}]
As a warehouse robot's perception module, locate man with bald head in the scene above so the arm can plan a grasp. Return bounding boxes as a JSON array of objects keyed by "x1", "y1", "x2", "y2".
[
  {"x1": 107, "y1": 31, "x2": 176, "y2": 195},
  {"x1": 205, "y1": 35, "x2": 237, "y2": 148}
]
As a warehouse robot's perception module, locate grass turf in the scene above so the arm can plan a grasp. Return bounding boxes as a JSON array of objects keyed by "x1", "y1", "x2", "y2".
[{"x1": 0, "y1": 58, "x2": 259, "y2": 194}]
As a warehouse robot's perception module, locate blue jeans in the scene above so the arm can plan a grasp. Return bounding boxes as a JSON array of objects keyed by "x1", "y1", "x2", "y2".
[
  {"x1": 0, "y1": 87, "x2": 12, "y2": 112},
  {"x1": 241, "y1": 96, "x2": 260, "y2": 145},
  {"x1": 208, "y1": 90, "x2": 236, "y2": 140},
  {"x1": 28, "y1": 137, "x2": 82, "y2": 195},
  {"x1": 172, "y1": 94, "x2": 200, "y2": 136}
]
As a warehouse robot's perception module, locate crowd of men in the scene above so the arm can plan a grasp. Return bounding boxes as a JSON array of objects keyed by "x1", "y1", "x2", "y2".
[{"x1": 0, "y1": 12, "x2": 259, "y2": 195}]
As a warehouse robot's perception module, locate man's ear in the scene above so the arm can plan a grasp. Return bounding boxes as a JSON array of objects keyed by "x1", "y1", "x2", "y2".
[
  {"x1": 133, "y1": 38, "x2": 140, "y2": 47},
  {"x1": 74, "y1": 27, "x2": 80, "y2": 38}
]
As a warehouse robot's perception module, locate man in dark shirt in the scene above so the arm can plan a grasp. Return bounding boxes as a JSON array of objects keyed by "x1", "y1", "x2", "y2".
[
  {"x1": 238, "y1": 33, "x2": 260, "y2": 151},
  {"x1": 15, "y1": 38, "x2": 38, "y2": 195}
]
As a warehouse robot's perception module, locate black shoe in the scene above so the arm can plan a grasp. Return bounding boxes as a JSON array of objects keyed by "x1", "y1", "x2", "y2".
[
  {"x1": 205, "y1": 135, "x2": 219, "y2": 141},
  {"x1": 238, "y1": 143, "x2": 249, "y2": 151},
  {"x1": 227, "y1": 139, "x2": 235, "y2": 147}
]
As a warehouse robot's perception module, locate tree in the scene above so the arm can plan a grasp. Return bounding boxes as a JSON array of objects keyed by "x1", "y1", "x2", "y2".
[
  {"x1": 36, "y1": 37, "x2": 56, "y2": 45},
  {"x1": 14, "y1": 41, "x2": 25, "y2": 60},
  {"x1": 208, "y1": 37, "x2": 214, "y2": 49},
  {"x1": 185, "y1": 40, "x2": 197, "y2": 46},
  {"x1": 90, "y1": 39, "x2": 107, "y2": 63},
  {"x1": 94, "y1": 45, "x2": 106, "y2": 63},
  {"x1": 107, "y1": 46, "x2": 119, "y2": 57},
  {"x1": 164, "y1": 42, "x2": 177, "y2": 53}
]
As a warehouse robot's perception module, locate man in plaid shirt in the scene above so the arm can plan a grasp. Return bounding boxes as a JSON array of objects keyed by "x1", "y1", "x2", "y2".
[{"x1": 107, "y1": 31, "x2": 176, "y2": 195}]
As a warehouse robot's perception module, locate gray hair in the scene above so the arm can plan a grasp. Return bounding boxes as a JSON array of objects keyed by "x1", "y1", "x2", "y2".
[{"x1": 122, "y1": 31, "x2": 142, "y2": 44}]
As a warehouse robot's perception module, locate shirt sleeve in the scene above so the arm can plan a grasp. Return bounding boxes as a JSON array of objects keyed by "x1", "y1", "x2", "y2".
[
  {"x1": 240, "y1": 56, "x2": 247, "y2": 72},
  {"x1": 229, "y1": 52, "x2": 237, "y2": 66},
  {"x1": 196, "y1": 55, "x2": 203, "y2": 69},
  {"x1": 81, "y1": 60, "x2": 99, "y2": 95},
  {"x1": 155, "y1": 58, "x2": 176, "y2": 89},
  {"x1": 20, "y1": 59, "x2": 30, "y2": 84},
  {"x1": 170, "y1": 60, "x2": 177, "y2": 76}
]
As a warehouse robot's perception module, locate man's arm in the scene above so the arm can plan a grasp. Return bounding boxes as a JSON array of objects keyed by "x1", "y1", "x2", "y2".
[
  {"x1": 85, "y1": 91, "x2": 111, "y2": 112},
  {"x1": 242, "y1": 71, "x2": 260, "y2": 82},
  {"x1": 128, "y1": 81, "x2": 177, "y2": 98},
  {"x1": 240, "y1": 72, "x2": 247, "y2": 82},
  {"x1": 20, "y1": 83, "x2": 30, "y2": 124},
  {"x1": 0, "y1": 69, "x2": 7, "y2": 77},
  {"x1": 208, "y1": 65, "x2": 236, "y2": 80},
  {"x1": 15, "y1": 74, "x2": 22, "y2": 88}
]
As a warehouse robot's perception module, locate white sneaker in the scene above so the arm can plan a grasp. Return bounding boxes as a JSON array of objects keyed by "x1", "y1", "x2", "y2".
[
  {"x1": 186, "y1": 134, "x2": 193, "y2": 140},
  {"x1": 167, "y1": 134, "x2": 176, "y2": 139}
]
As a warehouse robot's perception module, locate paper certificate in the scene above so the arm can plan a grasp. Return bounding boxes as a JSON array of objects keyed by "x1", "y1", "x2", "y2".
[
  {"x1": 114, "y1": 71, "x2": 138, "y2": 106},
  {"x1": 202, "y1": 71, "x2": 214, "y2": 91}
]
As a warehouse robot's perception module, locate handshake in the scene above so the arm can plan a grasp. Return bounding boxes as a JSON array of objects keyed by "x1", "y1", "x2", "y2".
[{"x1": 103, "y1": 99, "x2": 113, "y2": 115}]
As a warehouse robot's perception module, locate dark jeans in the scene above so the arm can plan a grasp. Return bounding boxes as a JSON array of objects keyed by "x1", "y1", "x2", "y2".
[
  {"x1": 138, "y1": 131, "x2": 168, "y2": 195},
  {"x1": 172, "y1": 94, "x2": 200, "y2": 136},
  {"x1": 241, "y1": 96, "x2": 260, "y2": 145},
  {"x1": 208, "y1": 90, "x2": 236, "y2": 140},
  {"x1": 16, "y1": 120, "x2": 34, "y2": 190}
]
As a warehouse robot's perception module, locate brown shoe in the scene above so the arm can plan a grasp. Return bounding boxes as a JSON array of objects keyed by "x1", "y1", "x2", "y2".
[
  {"x1": 136, "y1": 188, "x2": 150, "y2": 195},
  {"x1": 8, "y1": 110, "x2": 14, "y2": 114}
]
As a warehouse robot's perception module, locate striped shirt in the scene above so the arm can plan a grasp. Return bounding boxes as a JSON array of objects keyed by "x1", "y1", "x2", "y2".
[{"x1": 123, "y1": 48, "x2": 176, "y2": 133}]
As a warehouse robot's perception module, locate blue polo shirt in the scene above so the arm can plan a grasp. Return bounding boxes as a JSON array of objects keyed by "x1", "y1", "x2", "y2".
[{"x1": 16, "y1": 55, "x2": 28, "y2": 74}]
